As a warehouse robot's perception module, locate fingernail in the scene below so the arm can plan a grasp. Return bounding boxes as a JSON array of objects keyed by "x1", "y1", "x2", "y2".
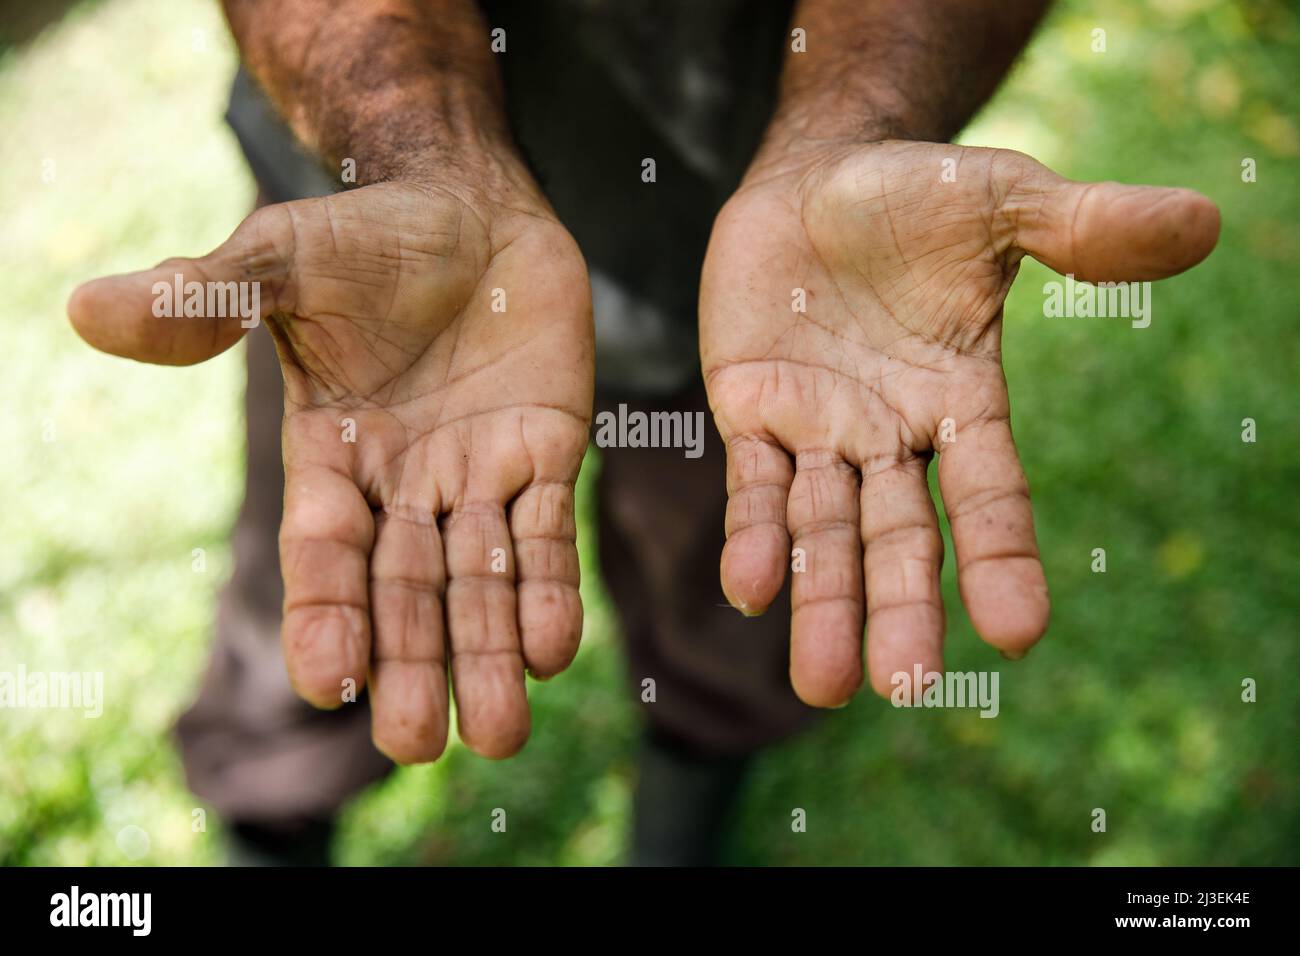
[{"x1": 1000, "y1": 647, "x2": 1029, "y2": 662}]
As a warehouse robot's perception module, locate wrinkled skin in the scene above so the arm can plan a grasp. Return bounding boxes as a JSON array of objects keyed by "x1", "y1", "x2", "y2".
[
  {"x1": 701, "y1": 141, "x2": 1219, "y2": 706},
  {"x1": 70, "y1": 181, "x2": 594, "y2": 762}
]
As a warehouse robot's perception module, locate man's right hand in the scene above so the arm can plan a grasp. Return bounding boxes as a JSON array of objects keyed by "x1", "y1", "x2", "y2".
[{"x1": 68, "y1": 179, "x2": 595, "y2": 764}]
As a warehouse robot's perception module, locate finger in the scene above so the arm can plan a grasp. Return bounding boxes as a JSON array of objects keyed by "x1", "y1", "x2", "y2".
[
  {"x1": 279, "y1": 436, "x2": 374, "y2": 709},
  {"x1": 67, "y1": 204, "x2": 292, "y2": 365},
  {"x1": 442, "y1": 502, "x2": 530, "y2": 758},
  {"x1": 368, "y1": 506, "x2": 450, "y2": 764},
  {"x1": 936, "y1": 416, "x2": 1049, "y2": 654},
  {"x1": 721, "y1": 435, "x2": 795, "y2": 615},
  {"x1": 786, "y1": 450, "x2": 864, "y2": 707},
  {"x1": 509, "y1": 480, "x2": 582, "y2": 679},
  {"x1": 995, "y1": 150, "x2": 1220, "y2": 282},
  {"x1": 861, "y1": 454, "x2": 946, "y2": 697}
]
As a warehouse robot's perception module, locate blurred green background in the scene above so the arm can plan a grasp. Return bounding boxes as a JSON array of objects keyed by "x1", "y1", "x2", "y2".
[{"x1": 1, "y1": 0, "x2": 1297, "y2": 866}]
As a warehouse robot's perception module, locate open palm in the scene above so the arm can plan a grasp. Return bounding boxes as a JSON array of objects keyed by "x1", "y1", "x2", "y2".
[
  {"x1": 70, "y1": 181, "x2": 594, "y2": 762},
  {"x1": 701, "y1": 141, "x2": 1218, "y2": 705}
]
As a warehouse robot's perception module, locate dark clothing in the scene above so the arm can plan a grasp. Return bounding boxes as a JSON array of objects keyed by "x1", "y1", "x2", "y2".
[
  {"x1": 482, "y1": 0, "x2": 792, "y2": 392},
  {"x1": 176, "y1": 2, "x2": 813, "y2": 823}
]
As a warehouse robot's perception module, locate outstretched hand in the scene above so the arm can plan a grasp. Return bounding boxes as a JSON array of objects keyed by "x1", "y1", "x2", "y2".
[
  {"x1": 70, "y1": 180, "x2": 594, "y2": 762},
  {"x1": 701, "y1": 141, "x2": 1219, "y2": 705}
]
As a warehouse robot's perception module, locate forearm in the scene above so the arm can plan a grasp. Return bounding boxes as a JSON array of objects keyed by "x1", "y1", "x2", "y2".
[
  {"x1": 756, "y1": 0, "x2": 1050, "y2": 167},
  {"x1": 222, "y1": 0, "x2": 529, "y2": 194}
]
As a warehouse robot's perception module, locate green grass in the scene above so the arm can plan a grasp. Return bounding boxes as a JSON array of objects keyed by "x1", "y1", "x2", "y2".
[{"x1": 1, "y1": 0, "x2": 1296, "y2": 865}]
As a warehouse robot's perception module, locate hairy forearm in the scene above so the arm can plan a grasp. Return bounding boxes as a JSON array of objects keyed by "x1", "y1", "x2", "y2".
[
  {"x1": 222, "y1": 0, "x2": 527, "y2": 193},
  {"x1": 758, "y1": 0, "x2": 1050, "y2": 164}
]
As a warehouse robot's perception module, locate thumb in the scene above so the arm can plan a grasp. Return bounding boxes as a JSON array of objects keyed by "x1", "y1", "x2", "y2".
[
  {"x1": 996, "y1": 150, "x2": 1220, "y2": 283},
  {"x1": 67, "y1": 205, "x2": 291, "y2": 366}
]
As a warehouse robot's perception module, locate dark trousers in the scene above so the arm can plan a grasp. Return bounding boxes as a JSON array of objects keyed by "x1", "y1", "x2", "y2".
[{"x1": 174, "y1": 325, "x2": 814, "y2": 823}]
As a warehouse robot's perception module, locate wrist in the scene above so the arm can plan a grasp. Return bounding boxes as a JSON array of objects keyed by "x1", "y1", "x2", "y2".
[
  {"x1": 743, "y1": 96, "x2": 930, "y2": 188},
  {"x1": 233, "y1": 0, "x2": 535, "y2": 203},
  {"x1": 304, "y1": 84, "x2": 551, "y2": 218},
  {"x1": 305, "y1": 79, "x2": 515, "y2": 180},
  {"x1": 361, "y1": 124, "x2": 543, "y2": 209}
]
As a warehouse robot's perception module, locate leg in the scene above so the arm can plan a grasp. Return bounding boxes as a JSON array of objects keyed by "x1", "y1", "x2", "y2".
[
  {"x1": 594, "y1": 384, "x2": 816, "y2": 863},
  {"x1": 174, "y1": 291, "x2": 391, "y2": 863}
]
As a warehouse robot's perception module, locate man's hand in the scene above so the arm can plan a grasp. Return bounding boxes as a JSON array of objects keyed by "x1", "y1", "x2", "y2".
[
  {"x1": 701, "y1": 140, "x2": 1218, "y2": 706},
  {"x1": 69, "y1": 180, "x2": 594, "y2": 763}
]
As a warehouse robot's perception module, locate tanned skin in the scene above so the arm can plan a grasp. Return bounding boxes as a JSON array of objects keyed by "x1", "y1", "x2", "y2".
[
  {"x1": 68, "y1": 0, "x2": 595, "y2": 764},
  {"x1": 68, "y1": 0, "x2": 1220, "y2": 761},
  {"x1": 701, "y1": 0, "x2": 1220, "y2": 705}
]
